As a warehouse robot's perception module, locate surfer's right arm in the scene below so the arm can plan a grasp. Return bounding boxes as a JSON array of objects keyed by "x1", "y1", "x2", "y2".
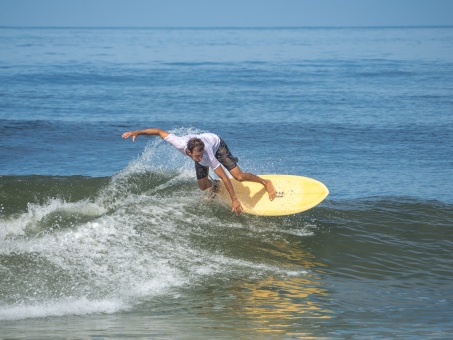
[
  {"x1": 122, "y1": 128, "x2": 169, "y2": 142},
  {"x1": 214, "y1": 166, "x2": 243, "y2": 216}
]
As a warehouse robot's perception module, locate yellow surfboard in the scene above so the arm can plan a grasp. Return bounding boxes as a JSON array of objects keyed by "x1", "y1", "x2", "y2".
[{"x1": 216, "y1": 174, "x2": 329, "y2": 216}]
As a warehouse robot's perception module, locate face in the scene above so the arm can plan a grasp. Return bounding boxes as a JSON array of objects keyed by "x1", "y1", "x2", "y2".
[{"x1": 188, "y1": 149, "x2": 204, "y2": 162}]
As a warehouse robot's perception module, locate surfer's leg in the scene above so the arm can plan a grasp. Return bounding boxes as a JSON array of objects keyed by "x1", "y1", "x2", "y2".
[
  {"x1": 215, "y1": 139, "x2": 238, "y2": 171},
  {"x1": 195, "y1": 162, "x2": 216, "y2": 191},
  {"x1": 215, "y1": 139, "x2": 276, "y2": 200},
  {"x1": 197, "y1": 176, "x2": 210, "y2": 190},
  {"x1": 229, "y1": 166, "x2": 276, "y2": 201}
]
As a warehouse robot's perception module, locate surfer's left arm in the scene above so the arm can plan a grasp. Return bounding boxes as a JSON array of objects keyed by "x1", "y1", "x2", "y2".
[
  {"x1": 122, "y1": 128, "x2": 169, "y2": 141},
  {"x1": 214, "y1": 166, "x2": 243, "y2": 216}
]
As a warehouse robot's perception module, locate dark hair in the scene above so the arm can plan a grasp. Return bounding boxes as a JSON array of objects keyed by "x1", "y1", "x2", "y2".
[{"x1": 187, "y1": 138, "x2": 205, "y2": 153}]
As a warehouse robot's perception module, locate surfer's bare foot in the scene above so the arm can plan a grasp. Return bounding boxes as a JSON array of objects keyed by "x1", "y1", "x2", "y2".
[{"x1": 264, "y1": 180, "x2": 276, "y2": 201}]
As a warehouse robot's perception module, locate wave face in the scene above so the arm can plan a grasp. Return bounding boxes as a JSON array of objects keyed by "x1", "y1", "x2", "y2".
[{"x1": 1, "y1": 136, "x2": 452, "y2": 340}]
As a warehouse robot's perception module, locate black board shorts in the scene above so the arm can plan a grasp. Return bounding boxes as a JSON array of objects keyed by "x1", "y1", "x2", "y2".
[{"x1": 195, "y1": 139, "x2": 238, "y2": 180}]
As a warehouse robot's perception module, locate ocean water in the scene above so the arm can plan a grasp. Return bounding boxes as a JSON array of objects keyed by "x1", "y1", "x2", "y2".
[{"x1": 1, "y1": 27, "x2": 453, "y2": 338}]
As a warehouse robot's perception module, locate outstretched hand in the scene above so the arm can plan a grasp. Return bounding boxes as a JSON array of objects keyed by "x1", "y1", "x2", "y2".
[
  {"x1": 232, "y1": 198, "x2": 243, "y2": 216},
  {"x1": 122, "y1": 131, "x2": 138, "y2": 141}
]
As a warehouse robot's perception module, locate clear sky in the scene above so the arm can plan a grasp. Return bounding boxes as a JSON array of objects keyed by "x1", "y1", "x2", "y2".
[{"x1": 1, "y1": 0, "x2": 452, "y2": 27}]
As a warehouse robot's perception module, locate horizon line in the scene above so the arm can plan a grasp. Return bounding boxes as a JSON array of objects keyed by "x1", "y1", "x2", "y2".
[{"x1": 1, "y1": 25, "x2": 452, "y2": 29}]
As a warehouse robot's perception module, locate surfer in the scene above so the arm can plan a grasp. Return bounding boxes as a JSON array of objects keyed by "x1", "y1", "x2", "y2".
[{"x1": 122, "y1": 128, "x2": 276, "y2": 215}]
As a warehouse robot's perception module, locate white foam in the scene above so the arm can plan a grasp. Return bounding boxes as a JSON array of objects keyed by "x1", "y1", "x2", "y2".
[
  {"x1": 0, "y1": 198, "x2": 106, "y2": 239},
  {"x1": 1, "y1": 127, "x2": 310, "y2": 320},
  {"x1": 0, "y1": 204, "x2": 191, "y2": 320},
  {"x1": 0, "y1": 297, "x2": 129, "y2": 321},
  {"x1": 283, "y1": 228, "x2": 315, "y2": 237},
  {"x1": 114, "y1": 127, "x2": 202, "y2": 181}
]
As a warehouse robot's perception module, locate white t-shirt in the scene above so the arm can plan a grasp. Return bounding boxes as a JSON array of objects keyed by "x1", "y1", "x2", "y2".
[{"x1": 164, "y1": 133, "x2": 222, "y2": 170}]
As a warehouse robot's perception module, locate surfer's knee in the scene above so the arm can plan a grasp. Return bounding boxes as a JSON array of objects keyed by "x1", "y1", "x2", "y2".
[
  {"x1": 230, "y1": 167, "x2": 256, "y2": 182},
  {"x1": 198, "y1": 178, "x2": 210, "y2": 191},
  {"x1": 232, "y1": 172, "x2": 248, "y2": 182}
]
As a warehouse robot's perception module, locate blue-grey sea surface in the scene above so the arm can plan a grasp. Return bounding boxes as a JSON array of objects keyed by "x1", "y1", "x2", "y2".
[{"x1": 1, "y1": 27, "x2": 452, "y2": 338}]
